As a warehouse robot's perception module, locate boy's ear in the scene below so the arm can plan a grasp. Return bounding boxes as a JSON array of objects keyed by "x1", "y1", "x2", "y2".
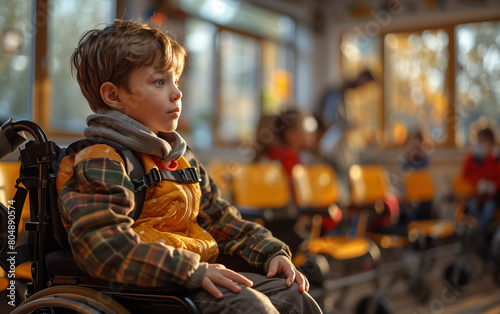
[{"x1": 100, "y1": 82, "x2": 124, "y2": 110}]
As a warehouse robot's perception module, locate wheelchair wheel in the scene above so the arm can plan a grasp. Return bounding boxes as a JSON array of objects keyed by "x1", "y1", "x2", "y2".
[
  {"x1": 15, "y1": 285, "x2": 130, "y2": 314},
  {"x1": 443, "y1": 261, "x2": 469, "y2": 292},
  {"x1": 490, "y1": 228, "x2": 500, "y2": 264},
  {"x1": 355, "y1": 295, "x2": 391, "y2": 314},
  {"x1": 13, "y1": 297, "x2": 100, "y2": 314},
  {"x1": 464, "y1": 253, "x2": 484, "y2": 281},
  {"x1": 493, "y1": 268, "x2": 500, "y2": 287},
  {"x1": 408, "y1": 277, "x2": 430, "y2": 304},
  {"x1": 298, "y1": 254, "x2": 330, "y2": 287}
]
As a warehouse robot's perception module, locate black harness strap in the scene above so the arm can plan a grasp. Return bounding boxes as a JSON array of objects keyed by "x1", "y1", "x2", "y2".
[
  {"x1": 63, "y1": 137, "x2": 146, "y2": 221},
  {"x1": 63, "y1": 137, "x2": 201, "y2": 221},
  {"x1": 118, "y1": 148, "x2": 146, "y2": 221},
  {"x1": 133, "y1": 167, "x2": 201, "y2": 192}
]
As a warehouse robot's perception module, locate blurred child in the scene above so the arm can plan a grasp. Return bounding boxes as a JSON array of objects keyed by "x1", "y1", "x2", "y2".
[
  {"x1": 462, "y1": 127, "x2": 500, "y2": 229},
  {"x1": 398, "y1": 131, "x2": 432, "y2": 222},
  {"x1": 254, "y1": 109, "x2": 319, "y2": 176},
  {"x1": 400, "y1": 131, "x2": 428, "y2": 171},
  {"x1": 254, "y1": 109, "x2": 342, "y2": 234}
]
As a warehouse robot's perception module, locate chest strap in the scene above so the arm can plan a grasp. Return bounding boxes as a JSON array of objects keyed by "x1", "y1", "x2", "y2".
[{"x1": 133, "y1": 167, "x2": 202, "y2": 192}]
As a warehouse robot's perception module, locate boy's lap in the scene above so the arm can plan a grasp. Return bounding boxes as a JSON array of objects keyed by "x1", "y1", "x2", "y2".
[
  {"x1": 188, "y1": 272, "x2": 321, "y2": 314},
  {"x1": 188, "y1": 273, "x2": 279, "y2": 314}
]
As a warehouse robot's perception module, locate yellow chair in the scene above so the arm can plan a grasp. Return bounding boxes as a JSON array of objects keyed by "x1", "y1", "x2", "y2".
[
  {"x1": 349, "y1": 164, "x2": 389, "y2": 206},
  {"x1": 290, "y1": 164, "x2": 371, "y2": 264},
  {"x1": 0, "y1": 162, "x2": 32, "y2": 283},
  {"x1": 231, "y1": 161, "x2": 289, "y2": 210},
  {"x1": 0, "y1": 162, "x2": 23, "y2": 207},
  {"x1": 404, "y1": 170, "x2": 434, "y2": 203},
  {"x1": 349, "y1": 164, "x2": 408, "y2": 248},
  {"x1": 291, "y1": 164, "x2": 386, "y2": 312},
  {"x1": 404, "y1": 170, "x2": 455, "y2": 241},
  {"x1": 452, "y1": 176, "x2": 475, "y2": 199},
  {"x1": 291, "y1": 164, "x2": 339, "y2": 208},
  {"x1": 207, "y1": 160, "x2": 238, "y2": 202}
]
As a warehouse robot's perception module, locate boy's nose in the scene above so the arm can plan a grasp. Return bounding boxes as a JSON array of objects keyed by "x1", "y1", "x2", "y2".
[{"x1": 170, "y1": 88, "x2": 182, "y2": 102}]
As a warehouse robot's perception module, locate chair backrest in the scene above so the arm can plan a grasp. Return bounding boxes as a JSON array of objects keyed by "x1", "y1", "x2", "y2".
[
  {"x1": 291, "y1": 163, "x2": 339, "y2": 208},
  {"x1": 404, "y1": 170, "x2": 434, "y2": 202},
  {"x1": 0, "y1": 161, "x2": 21, "y2": 205},
  {"x1": 452, "y1": 176, "x2": 475, "y2": 199},
  {"x1": 231, "y1": 161, "x2": 289, "y2": 209},
  {"x1": 0, "y1": 161, "x2": 30, "y2": 230},
  {"x1": 207, "y1": 161, "x2": 236, "y2": 201},
  {"x1": 349, "y1": 164, "x2": 389, "y2": 205}
]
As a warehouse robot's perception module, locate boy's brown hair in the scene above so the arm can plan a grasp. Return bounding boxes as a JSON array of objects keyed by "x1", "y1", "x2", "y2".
[{"x1": 71, "y1": 19, "x2": 187, "y2": 112}]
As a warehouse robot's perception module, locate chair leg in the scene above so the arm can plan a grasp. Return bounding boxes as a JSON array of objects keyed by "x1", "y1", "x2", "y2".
[{"x1": 334, "y1": 262, "x2": 351, "y2": 309}]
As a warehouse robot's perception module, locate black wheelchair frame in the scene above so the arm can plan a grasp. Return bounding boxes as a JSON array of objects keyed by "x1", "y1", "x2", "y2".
[{"x1": 0, "y1": 119, "x2": 200, "y2": 313}]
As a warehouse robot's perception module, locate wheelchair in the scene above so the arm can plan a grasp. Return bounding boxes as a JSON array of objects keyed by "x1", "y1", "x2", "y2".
[
  {"x1": 443, "y1": 176, "x2": 500, "y2": 291},
  {"x1": 0, "y1": 119, "x2": 200, "y2": 313}
]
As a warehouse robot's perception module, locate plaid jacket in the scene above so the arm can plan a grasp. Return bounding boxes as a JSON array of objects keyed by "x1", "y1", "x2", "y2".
[{"x1": 57, "y1": 145, "x2": 291, "y2": 288}]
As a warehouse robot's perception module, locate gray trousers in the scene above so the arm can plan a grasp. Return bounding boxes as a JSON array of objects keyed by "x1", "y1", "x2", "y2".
[{"x1": 189, "y1": 272, "x2": 323, "y2": 314}]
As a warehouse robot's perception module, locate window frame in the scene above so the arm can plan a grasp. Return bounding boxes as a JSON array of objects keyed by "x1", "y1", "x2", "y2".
[
  {"x1": 176, "y1": 16, "x2": 297, "y2": 146},
  {"x1": 29, "y1": 0, "x2": 296, "y2": 145},
  {"x1": 32, "y1": 0, "x2": 123, "y2": 138},
  {"x1": 340, "y1": 16, "x2": 500, "y2": 148}
]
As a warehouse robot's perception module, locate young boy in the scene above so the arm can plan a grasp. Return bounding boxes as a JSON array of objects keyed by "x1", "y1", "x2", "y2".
[{"x1": 56, "y1": 19, "x2": 321, "y2": 313}]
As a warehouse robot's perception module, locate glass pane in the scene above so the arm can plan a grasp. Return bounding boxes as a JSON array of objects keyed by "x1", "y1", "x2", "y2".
[
  {"x1": 0, "y1": 0, "x2": 33, "y2": 121},
  {"x1": 455, "y1": 21, "x2": 500, "y2": 148},
  {"x1": 218, "y1": 30, "x2": 260, "y2": 143},
  {"x1": 180, "y1": 0, "x2": 295, "y2": 42},
  {"x1": 261, "y1": 40, "x2": 294, "y2": 114},
  {"x1": 340, "y1": 31, "x2": 382, "y2": 149},
  {"x1": 48, "y1": 0, "x2": 115, "y2": 133},
  {"x1": 384, "y1": 29, "x2": 449, "y2": 146},
  {"x1": 182, "y1": 18, "x2": 217, "y2": 150}
]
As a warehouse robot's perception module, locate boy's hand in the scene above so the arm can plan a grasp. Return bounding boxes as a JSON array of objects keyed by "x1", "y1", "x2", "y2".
[
  {"x1": 267, "y1": 255, "x2": 310, "y2": 292},
  {"x1": 202, "y1": 264, "x2": 253, "y2": 299}
]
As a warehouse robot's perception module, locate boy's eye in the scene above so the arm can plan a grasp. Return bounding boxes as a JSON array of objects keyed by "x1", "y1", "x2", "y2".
[
  {"x1": 154, "y1": 79, "x2": 165, "y2": 86},
  {"x1": 175, "y1": 80, "x2": 180, "y2": 87}
]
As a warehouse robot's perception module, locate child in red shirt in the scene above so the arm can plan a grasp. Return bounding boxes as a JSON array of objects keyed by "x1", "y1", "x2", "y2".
[{"x1": 462, "y1": 127, "x2": 500, "y2": 229}]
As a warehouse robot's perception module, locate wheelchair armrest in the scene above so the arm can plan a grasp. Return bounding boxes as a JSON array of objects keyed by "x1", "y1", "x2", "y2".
[{"x1": 45, "y1": 250, "x2": 189, "y2": 294}]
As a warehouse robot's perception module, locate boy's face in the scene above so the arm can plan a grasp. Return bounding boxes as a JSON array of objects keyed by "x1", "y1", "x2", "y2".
[{"x1": 118, "y1": 65, "x2": 182, "y2": 134}]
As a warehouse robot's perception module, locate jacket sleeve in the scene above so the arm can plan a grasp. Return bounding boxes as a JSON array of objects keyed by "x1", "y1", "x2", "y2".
[
  {"x1": 58, "y1": 148, "x2": 207, "y2": 288},
  {"x1": 462, "y1": 152, "x2": 479, "y2": 186},
  {"x1": 188, "y1": 150, "x2": 292, "y2": 271}
]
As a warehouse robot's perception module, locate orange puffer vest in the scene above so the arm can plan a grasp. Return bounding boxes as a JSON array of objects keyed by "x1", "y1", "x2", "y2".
[{"x1": 57, "y1": 144, "x2": 219, "y2": 262}]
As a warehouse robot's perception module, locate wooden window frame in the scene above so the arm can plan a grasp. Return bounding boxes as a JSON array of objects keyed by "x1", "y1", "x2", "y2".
[
  {"x1": 340, "y1": 16, "x2": 500, "y2": 148},
  {"x1": 33, "y1": 0, "x2": 123, "y2": 138}
]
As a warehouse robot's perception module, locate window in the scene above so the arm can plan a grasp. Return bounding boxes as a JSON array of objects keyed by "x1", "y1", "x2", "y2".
[
  {"x1": 181, "y1": 19, "x2": 217, "y2": 150},
  {"x1": 341, "y1": 31, "x2": 382, "y2": 149},
  {"x1": 177, "y1": 0, "x2": 296, "y2": 146},
  {"x1": 217, "y1": 30, "x2": 260, "y2": 143},
  {"x1": 455, "y1": 21, "x2": 500, "y2": 147},
  {"x1": 0, "y1": 0, "x2": 33, "y2": 122},
  {"x1": 384, "y1": 29, "x2": 450, "y2": 146},
  {"x1": 341, "y1": 19, "x2": 500, "y2": 147},
  {"x1": 261, "y1": 40, "x2": 294, "y2": 114},
  {"x1": 3, "y1": 1, "x2": 295, "y2": 143},
  {"x1": 179, "y1": 0, "x2": 295, "y2": 42},
  {"x1": 48, "y1": 0, "x2": 116, "y2": 133},
  {"x1": 0, "y1": 0, "x2": 116, "y2": 133}
]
